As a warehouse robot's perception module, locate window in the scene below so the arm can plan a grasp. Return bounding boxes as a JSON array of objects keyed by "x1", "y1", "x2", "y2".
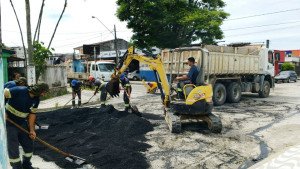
[
  {"x1": 98, "y1": 63, "x2": 115, "y2": 72},
  {"x1": 92, "y1": 64, "x2": 98, "y2": 71},
  {"x1": 268, "y1": 51, "x2": 274, "y2": 65},
  {"x1": 275, "y1": 53, "x2": 280, "y2": 61}
]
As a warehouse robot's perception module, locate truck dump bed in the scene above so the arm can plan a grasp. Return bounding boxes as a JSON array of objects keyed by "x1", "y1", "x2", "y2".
[{"x1": 161, "y1": 45, "x2": 262, "y2": 76}]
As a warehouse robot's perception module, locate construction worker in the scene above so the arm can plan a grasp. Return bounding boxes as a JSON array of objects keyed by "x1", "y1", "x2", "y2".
[
  {"x1": 89, "y1": 76, "x2": 107, "y2": 108},
  {"x1": 4, "y1": 77, "x2": 27, "y2": 88},
  {"x1": 4, "y1": 77, "x2": 27, "y2": 104},
  {"x1": 174, "y1": 57, "x2": 199, "y2": 99},
  {"x1": 70, "y1": 79, "x2": 82, "y2": 109},
  {"x1": 120, "y1": 73, "x2": 132, "y2": 112},
  {"x1": 4, "y1": 82, "x2": 49, "y2": 169}
]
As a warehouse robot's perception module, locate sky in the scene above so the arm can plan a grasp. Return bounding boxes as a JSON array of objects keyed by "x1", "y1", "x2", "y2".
[{"x1": 1, "y1": 0, "x2": 300, "y2": 53}]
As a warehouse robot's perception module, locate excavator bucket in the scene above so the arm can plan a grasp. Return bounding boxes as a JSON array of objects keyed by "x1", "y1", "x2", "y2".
[{"x1": 106, "y1": 78, "x2": 120, "y2": 97}]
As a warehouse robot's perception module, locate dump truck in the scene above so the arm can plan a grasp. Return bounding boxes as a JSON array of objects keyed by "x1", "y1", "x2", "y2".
[{"x1": 161, "y1": 44, "x2": 275, "y2": 106}]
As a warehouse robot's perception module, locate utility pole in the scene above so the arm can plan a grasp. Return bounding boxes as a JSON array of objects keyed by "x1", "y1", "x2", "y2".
[
  {"x1": 25, "y1": 0, "x2": 36, "y2": 85},
  {"x1": 93, "y1": 46, "x2": 96, "y2": 63},
  {"x1": 114, "y1": 25, "x2": 119, "y2": 64}
]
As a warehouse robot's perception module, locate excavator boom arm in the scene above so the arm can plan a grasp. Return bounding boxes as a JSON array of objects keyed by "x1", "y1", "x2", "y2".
[{"x1": 108, "y1": 46, "x2": 170, "y2": 107}]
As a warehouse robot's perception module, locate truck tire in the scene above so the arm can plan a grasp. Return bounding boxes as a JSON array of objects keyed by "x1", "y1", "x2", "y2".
[
  {"x1": 259, "y1": 81, "x2": 270, "y2": 98},
  {"x1": 226, "y1": 82, "x2": 242, "y2": 103},
  {"x1": 133, "y1": 76, "x2": 138, "y2": 81},
  {"x1": 213, "y1": 83, "x2": 226, "y2": 106}
]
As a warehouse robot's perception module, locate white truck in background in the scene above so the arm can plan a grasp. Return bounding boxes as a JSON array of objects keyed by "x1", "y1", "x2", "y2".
[
  {"x1": 162, "y1": 44, "x2": 275, "y2": 106},
  {"x1": 67, "y1": 61, "x2": 115, "y2": 88}
]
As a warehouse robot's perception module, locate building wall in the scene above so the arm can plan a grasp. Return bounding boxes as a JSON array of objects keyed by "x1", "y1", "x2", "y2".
[
  {"x1": 40, "y1": 65, "x2": 68, "y2": 94},
  {"x1": 292, "y1": 50, "x2": 300, "y2": 57},
  {"x1": 0, "y1": 57, "x2": 8, "y2": 169}
]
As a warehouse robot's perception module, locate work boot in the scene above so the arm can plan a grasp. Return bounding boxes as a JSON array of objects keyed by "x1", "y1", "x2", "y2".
[
  {"x1": 100, "y1": 104, "x2": 106, "y2": 108},
  {"x1": 125, "y1": 107, "x2": 129, "y2": 112}
]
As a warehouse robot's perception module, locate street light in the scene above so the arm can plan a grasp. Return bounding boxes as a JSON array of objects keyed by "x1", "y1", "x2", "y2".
[{"x1": 92, "y1": 16, "x2": 119, "y2": 63}]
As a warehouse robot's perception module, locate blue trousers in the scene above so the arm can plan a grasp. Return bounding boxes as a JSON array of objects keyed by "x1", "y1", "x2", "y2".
[
  {"x1": 100, "y1": 84, "x2": 107, "y2": 105},
  {"x1": 6, "y1": 120, "x2": 33, "y2": 169}
]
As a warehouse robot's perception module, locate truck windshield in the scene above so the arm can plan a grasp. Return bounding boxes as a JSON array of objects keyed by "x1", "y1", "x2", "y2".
[{"x1": 98, "y1": 63, "x2": 115, "y2": 72}]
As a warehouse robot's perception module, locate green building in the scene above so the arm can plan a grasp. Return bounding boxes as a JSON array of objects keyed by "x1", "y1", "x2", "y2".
[{"x1": 2, "y1": 49, "x2": 15, "y2": 83}]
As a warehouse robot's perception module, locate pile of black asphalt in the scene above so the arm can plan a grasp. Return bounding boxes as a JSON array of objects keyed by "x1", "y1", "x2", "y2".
[{"x1": 34, "y1": 105, "x2": 154, "y2": 169}]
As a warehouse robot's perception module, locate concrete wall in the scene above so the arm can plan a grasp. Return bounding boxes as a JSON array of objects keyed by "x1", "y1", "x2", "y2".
[
  {"x1": 0, "y1": 58, "x2": 8, "y2": 169},
  {"x1": 40, "y1": 65, "x2": 68, "y2": 94}
]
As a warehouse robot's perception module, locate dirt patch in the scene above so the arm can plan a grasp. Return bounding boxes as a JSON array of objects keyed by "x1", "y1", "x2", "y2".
[{"x1": 34, "y1": 105, "x2": 154, "y2": 169}]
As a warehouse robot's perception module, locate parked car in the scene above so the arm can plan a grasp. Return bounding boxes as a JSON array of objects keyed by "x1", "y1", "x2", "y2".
[
  {"x1": 275, "y1": 71, "x2": 298, "y2": 83},
  {"x1": 127, "y1": 70, "x2": 140, "y2": 81}
]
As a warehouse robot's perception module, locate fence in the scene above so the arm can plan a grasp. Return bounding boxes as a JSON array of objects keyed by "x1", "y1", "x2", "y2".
[{"x1": 40, "y1": 65, "x2": 67, "y2": 94}]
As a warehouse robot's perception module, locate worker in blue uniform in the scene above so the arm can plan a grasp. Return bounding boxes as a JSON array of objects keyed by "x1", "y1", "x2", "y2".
[
  {"x1": 4, "y1": 77, "x2": 27, "y2": 104},
  {"x1": 4, "y1": 77, "x2": 27, "y2": 89},
  {"x1": 120, "y1": 73, "x2": 132, "y2": 112},
  {"x1": 70, "y1": 79, "x2": 82, "y2": 109},
  {"x1": 4, "y1": 82, "x2": 49, "y2": 169},
  {"x1": 89, "y1": 76, "x2": 107, "y2": 108},
  {"x1": 174, "y1": 57, "x2": 199, "y2": 99}
]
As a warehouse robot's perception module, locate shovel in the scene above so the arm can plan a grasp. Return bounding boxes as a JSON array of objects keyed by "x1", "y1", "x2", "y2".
[
  {"x1": 82, "y1": 95, "x2": 95, "y2": 105},
  {"x1": 124, "y1": 91, "x2": 141, "y2": 117},
  {"x1": 63, "y1": 98, "x2": 72, "y2": 108},
  {"x1": 7, "y1": 117, "x2": 86, "y2": 165},
  {"x1": 35, "y1": 122, "x2": 49, "y2": 130}
]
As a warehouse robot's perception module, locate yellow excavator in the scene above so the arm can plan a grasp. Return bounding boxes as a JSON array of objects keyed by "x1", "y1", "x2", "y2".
[{"x1": 106, "y1": 46, "x2": 222, "y2": 133}]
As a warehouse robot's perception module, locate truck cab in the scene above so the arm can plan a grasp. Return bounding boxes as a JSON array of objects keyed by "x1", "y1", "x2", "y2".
[{"x1": 90, "y1": 61, "x2": 115, "y2": 81}]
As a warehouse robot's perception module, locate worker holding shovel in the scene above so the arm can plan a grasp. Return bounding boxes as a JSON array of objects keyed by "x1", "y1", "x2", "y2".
[
  {"x1": 70, "y1": 79, "x2": 82, "y2": 109},
  {"x1": 4, "y1": 82, "x2": 49, "y2": 169},
  {"x1": 89, "y1": 76, "x2": 108, "y2": 108},
  {"x1": 120, "y1": 73, "x2": 132, "y2": 112}
]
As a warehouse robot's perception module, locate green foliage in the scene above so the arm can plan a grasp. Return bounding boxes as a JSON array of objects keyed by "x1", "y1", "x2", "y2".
[
  {"x1": 116, "y1": 0, "x2": 229, "y2": 49},
  {"x1": 281, "y1": 62, "x2": 295, "y2": 71},
  {"x1": 33, "y1": 41, "x2": 54, "y2": 81},
  {"x1": 40, "y1": 89, "x2": 71, "y2": 101}
]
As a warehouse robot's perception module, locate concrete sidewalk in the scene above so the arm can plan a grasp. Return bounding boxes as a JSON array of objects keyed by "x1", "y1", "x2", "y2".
[{"x1": 38, "y1": 88, "x2": 99, "y2": 111}]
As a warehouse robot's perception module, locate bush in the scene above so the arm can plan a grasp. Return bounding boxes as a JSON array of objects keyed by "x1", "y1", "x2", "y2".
[{"x1": 281, "y1": 62, "x2": 295, "y2": 71}]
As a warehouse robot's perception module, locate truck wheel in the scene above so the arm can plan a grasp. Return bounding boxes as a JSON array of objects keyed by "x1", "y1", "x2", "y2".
[
  {"x1": 213, "y1": 83, "x2": 226, "y2": 106},
  {"x1": 259, "y1": 81, "x2": 270, "y2": 98},
  {"x1": 133, "y1": 76, "x2": 138, "y2": 81},
  {"x1": 226, "y1": 82, "x2": 242, "y2": 103}
]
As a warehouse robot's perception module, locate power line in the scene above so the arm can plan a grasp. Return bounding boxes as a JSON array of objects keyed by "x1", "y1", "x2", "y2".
[
  {"x1": 223, "y1": 20, "x2": 300, "y2": 31},
  {"x1": 226, "y1": 8, "x2": 300, "y2": 21},
  {"x1": 53, "y1": 35, "x2": 102, "y2": 48},
  {"x1": 225, "y1": 23, "x2": 300, "y2": 37}
]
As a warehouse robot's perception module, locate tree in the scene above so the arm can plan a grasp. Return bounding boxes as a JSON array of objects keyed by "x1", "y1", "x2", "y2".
[
  {"x1": 116, "y1": 0, "x2": 229, "y2": 49},
  {"x1": 281, "y1": 62, "x2": 295, "y2": 71},
  {"x1": 33, "y1": 41, "x2": 54, "y2": 81}
]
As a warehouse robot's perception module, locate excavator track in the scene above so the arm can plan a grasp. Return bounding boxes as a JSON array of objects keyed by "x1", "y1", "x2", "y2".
[
  {"x1": 165, "y1": 109, "x2": 181, "y2": 133},
  {"x1": 202, "y1": 113, "x2": 222, "y2": 133}
]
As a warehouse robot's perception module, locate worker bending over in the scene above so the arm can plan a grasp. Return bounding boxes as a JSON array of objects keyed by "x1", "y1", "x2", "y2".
[
  {"x1": 174, "y1": 57, "x2": 199, "y2": 99},
  {"x1": 4, "y1": 82, "x2": 49, "y2": 169},
  {"x1": 70, "y1": 79, "x2": 82, "y2": 109},
  {"x1": 120, "y1": 73, "x2": 132, "y2": 112},
  {"x1": 89, "y1": 76, "x2": 107, "y2": 108}
]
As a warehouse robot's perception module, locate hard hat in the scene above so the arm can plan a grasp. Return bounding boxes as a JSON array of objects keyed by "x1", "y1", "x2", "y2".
[
  {"x1": 120, "y1": 73, "x2": 125, "y2": 80},
  {"x1": 71, "y1": 79, "x2": 77, "y2": 86},
  {"x1": 14, "y1": 77, "x2": 27, "y2": 85},
  {"x1": 28, "y1": 81, "x2": 49, "y2": 95},
  {"x1": 88, "y1": 76, "x2": 94, "y2": 82}
]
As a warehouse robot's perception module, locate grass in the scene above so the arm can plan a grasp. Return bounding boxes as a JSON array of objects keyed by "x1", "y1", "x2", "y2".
[{"x1": 41, "y1": 89, "x2": 71, "y2": 101}]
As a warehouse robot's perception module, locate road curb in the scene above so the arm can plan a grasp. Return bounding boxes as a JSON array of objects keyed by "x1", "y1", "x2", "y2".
[{"x1": 38, "y1": 101, "x2": 101, "y2": 112}]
